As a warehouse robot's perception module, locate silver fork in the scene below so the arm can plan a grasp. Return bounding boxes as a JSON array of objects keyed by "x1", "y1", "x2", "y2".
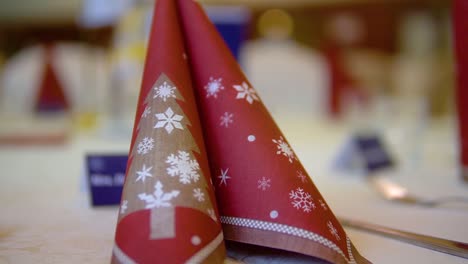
[{"x1": 369, "y1": 177, "x2": 468, "y2": 207}]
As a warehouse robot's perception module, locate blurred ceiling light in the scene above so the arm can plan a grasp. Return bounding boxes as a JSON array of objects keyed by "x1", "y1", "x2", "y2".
[{"x1": 258, "y1": 9, "x2": 294, "y2": 40}]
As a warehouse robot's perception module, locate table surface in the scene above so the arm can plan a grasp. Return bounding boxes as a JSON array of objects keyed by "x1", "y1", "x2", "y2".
[{"x1": 1, "y1": 115, "x2": 467, "y2": 264}]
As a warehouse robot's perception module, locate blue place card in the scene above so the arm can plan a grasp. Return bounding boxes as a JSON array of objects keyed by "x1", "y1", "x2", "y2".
[
  {"x1": 355, "y1": 134, "x2": 394, "y2": 172},
  {"x1": 333, "y1": 133, "x2": 394, "y2": 175},
  {"x1": 86, "y1": 154, "x2": 128, "y2": 206}
]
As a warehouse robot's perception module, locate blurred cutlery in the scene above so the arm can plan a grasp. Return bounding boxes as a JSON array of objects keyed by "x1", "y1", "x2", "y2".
[{"x1": 369, "y1": 177, "x2": 468, "y2": 208}]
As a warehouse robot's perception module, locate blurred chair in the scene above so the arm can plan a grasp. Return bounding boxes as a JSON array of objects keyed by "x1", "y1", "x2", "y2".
[{"x1": 241, "y1": 9, "x2": 329, "y2": 119}]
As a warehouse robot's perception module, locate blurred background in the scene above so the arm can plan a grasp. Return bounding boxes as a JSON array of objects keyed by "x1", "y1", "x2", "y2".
[
  {"x1": 0, "y1": 0, "x2": 455, "y2": 169},
  {"x1": 1, "y1": 2, "x2": 466, "y2": 263}
]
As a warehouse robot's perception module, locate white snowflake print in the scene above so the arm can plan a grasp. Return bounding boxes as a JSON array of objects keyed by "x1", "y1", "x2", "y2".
[
  {"x1": 297, "y1": 170, "x2": 307, "y2": 183},
  {"x1": 218, "y1": 168, "x2": 231, "y2": 186},
  {"x1": 166, "y1": 151, "x2": 200, "y2": 184},
  {"x1": 120, "y1": 200, "x2": 128, "y2": 214},
  {"x1": 327, "y1": 221, "x2": 341, "y2": 241},
  {"x1": 233, "y1": 82, "x2": 259, "y2": 104},
  {"x1": 319, "y1": 199, "x2": 328, "y2": 210},
  {"x1": 289, "y1": 188, "x2": 315, "y2": 213},
  {"x1": 138, "y1": 181, "x2": 180, "y2": 209},
  {"x1": 135, "y1": 164, "x2": 153, "y2": 182},
  {"x1": 153, "y1": 81, "x2": 176, "y2": 101},
  {"x1": 154, "y1": 107, "x2": 184, "y2": 134},
  {"x1": 205, "y1": 77, "x2": 224, "y2": 98},
  {"x1": 219, "y1": 112, "x2": 234, "y2": 128},
  {"x1": 193, "y1": 188, "x2": 205, "y2": 202},
  {"x1": 137, "y1": 137, "x2": 155, "y2": 155},
  {"x1": 273, "y1": 136, "x2": 297, "y2": 163},
  {"x1": 257, "y1": 177, "x2": 271, "y2": 191},
  {"x1": 207, "y1": 209, "x2": 217, "y2": 222},
  {"x1": 141, "y1": 106, "x2": 151, "y2": 118}
]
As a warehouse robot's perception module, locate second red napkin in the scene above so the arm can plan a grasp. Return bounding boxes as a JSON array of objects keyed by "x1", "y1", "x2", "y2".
[{"x1": 178, "y1": 0, "x2": 368, "y2": 263}]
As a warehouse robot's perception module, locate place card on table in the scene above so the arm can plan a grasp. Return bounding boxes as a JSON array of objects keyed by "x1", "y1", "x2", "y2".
[
  {"x1": 85, "y1": 154, "x2": 127, "y2": 206},
  {"x1": 334, "y1": 132, "x2": 394, "y2": 175}
]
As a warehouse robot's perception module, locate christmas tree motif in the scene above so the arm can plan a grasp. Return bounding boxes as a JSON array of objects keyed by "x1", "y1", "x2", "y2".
[
  {"x1": 118, "y1": 74, "x2": 218, "y2": 238},
  {"x1": 113, "y1": 0, "x2": 225, "y2": 262}
]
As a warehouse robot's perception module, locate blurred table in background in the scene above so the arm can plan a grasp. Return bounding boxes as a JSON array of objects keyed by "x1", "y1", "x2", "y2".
[{"x1": 0, "y1": 114, "x2": 466, "y2": 264}]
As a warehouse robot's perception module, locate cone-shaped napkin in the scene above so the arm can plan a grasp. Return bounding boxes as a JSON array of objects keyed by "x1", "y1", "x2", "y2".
[
  {"x1": 454, "y1": 0, "x2": 468, "y2": 182},
  {"x1": 177, "y1": 1, "x2": 368, "y2": 263},
  {"x1": 35, "y1": 45, "x2": 69, "y2": 112},
  {"x1": 112, "y1": 0, "x2": 225, "y2": 263}
]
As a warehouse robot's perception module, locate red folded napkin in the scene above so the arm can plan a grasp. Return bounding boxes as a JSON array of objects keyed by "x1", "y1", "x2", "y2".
[
  {"x1": 112, "y1": 0, "x2": 369, "y2": 263},
  {"x1": 112, "y1": 1, "x2": 225, "y2": 262},
  {"x1": 454, "y1": 0, "x2": 468, "y2": 182}
]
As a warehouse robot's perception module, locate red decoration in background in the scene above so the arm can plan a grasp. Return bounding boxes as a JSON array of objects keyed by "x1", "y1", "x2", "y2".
[
  {"x1": 323, "y1": 44, "x2": 368, "y2": 119},
  {"x1": 35, "y1": 45, "x2": 69, "y2": 112},
  {"x1": 453, "y1": 0, "x2": 468, "y2": 182},
  {"x1": 323, "y1": 45, "x2": 352, "y2": 118}
]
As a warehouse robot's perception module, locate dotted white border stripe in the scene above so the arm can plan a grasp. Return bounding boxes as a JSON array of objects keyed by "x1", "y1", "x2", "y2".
[
  {"x1": 220, "y1": 216, "x2": 356, "y2": 264},
  {"x1": 347, "y1": 236, "x2": 356, "y2": 264}
]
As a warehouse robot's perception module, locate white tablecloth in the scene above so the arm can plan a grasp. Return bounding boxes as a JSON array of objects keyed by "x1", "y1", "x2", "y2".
[{"x1": 0, "y1": 116, "x2": 467, "y2": 264}]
